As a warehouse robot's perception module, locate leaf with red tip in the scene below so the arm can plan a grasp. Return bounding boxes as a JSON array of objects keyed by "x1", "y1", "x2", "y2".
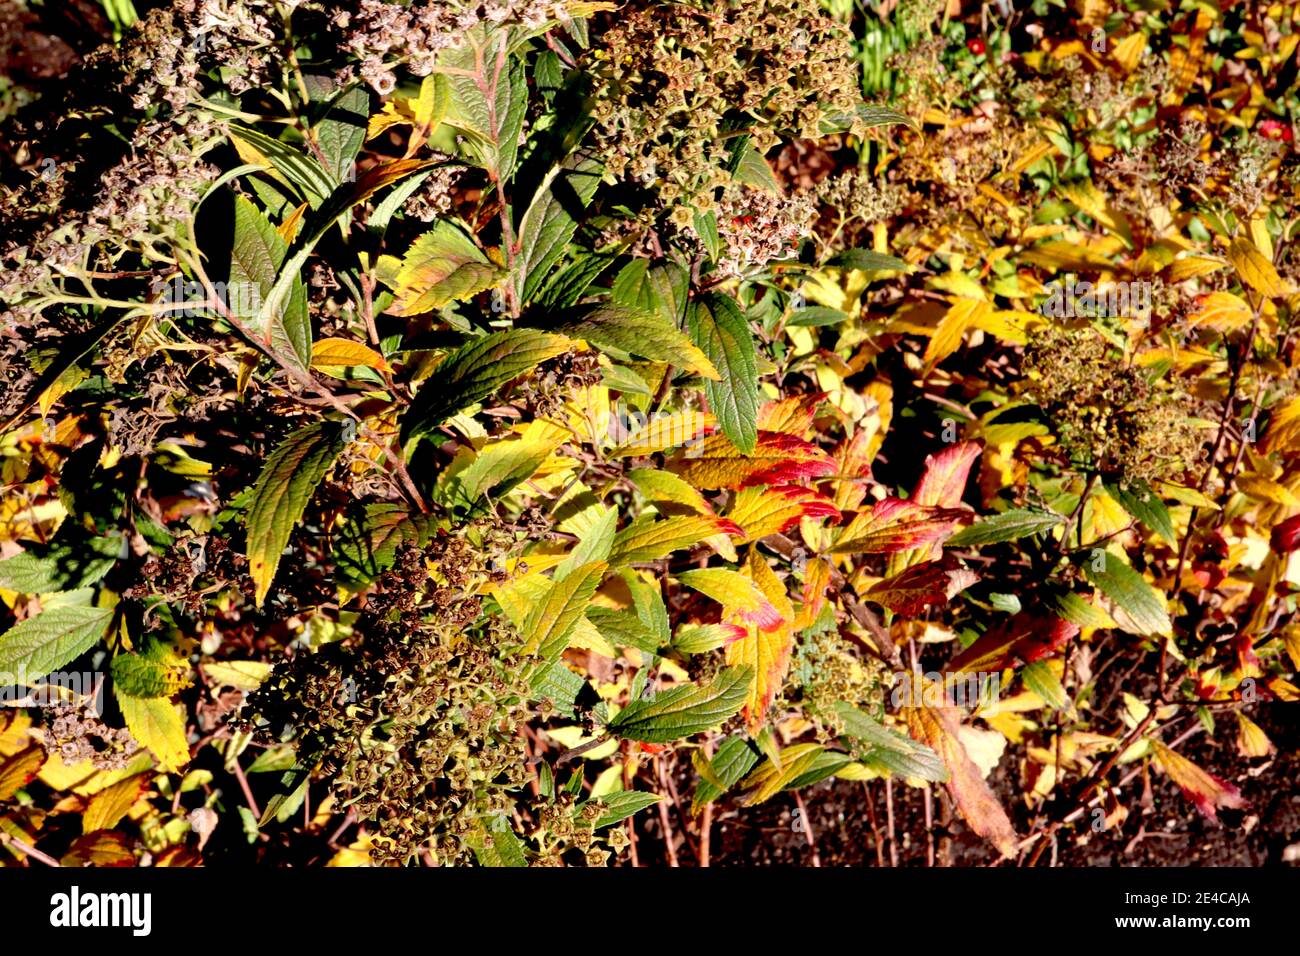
[
  {"x1": 868, "y1": 557, "x2": 979, "y2": 617},
  {"x1": 679, "y1": 568, "x2": 784, "y2": 631},
  {"x1": 726, "y1": 485, "x2": 841, "y2": 541},
  {"x1": 912, "y1": 440, "x2": 983, "y2": 507},
  {"x1": 1150, "y1": 740, "x2": 1246, "y2": 822},
  {"x1": 672, "y1": 431, "x2": 836, "y2": 491},
  {"x1": 724, "y1": 552, "x2": 795, "y2": 731},
  {"x1": 831, "y1": 497, "x2": 969, "y2": 555},
  {"x1": 947, "y1": 611, "x2": 1078, "y2": 673}
]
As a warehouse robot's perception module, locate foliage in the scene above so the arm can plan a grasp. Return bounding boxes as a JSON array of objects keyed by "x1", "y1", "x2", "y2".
[{"x1": 0, "y1": 0, "x2": 1298, "y2": 868}]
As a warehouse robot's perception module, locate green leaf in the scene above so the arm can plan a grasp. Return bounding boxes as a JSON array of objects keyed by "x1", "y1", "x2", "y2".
[
  {"x1": 856, "y1": 104, "x2": 921, "y2": 131},
  {"x1": 1103, "y1": 480, "x2": 1175, "y2": 543},
  {"x1": 585, "y1": 607, "x2": 661, "y2": 655},
  {"x1": 0, "y1": 605, "x2": 114, "y2": 681},
  {"x1": 691, "y1": 735, "x2": 760, "y2": 812},
  {"x1": 947, "y1": 509, "x2": 1066, "y2": 547},
  {"x1": 514, "y1": 151, "x2": 603, "y2": 303},
  {"x1": 401, "y1": 329, "x2": 572, "y2": 444},
  {"x1": 786, "y1": 306, "x2": 849, "y2": 328},
  {"x1": 1043, "y1": 588, "x2": 1113, "y2": 630},
  {"x1": 386, "y1": 219, "x2": 506, "y2": 316},
  {"x1": 731, "y1": 142, "x2": 780, "y2": 192},
  {"x1": 110, "y1": 640, "x2": 191, "y2": 699},
  {"x1": 230, "y1": 195, "x2": 312, "y2": 371},
  {"x1": 612, "y1": 260, "x2": 690, "y2": 326},
  {"x1": 230, "y1": 125, "x2": 335, "y2": 209},
  {"x1": 1023, "y1": 661, "x2": 1070, "y2": 711},
  {"x1": 687, "y1": 294, "x2": 758, "y2": 454},
  {"x1": 522, "y1": 562, "x2": 608, "y2": 663},
  {"x1": 833, "y1": 703, "x2": 948, "y2": 782},
  {"x1": 0, "y1": 534, "x2": 123, "y2": 594},
  {"x1": 1081, "y1": 551, "x2": 1172, "y2": 637},
  {"x1": 556, "y1": 304, "x2": 718, "y2": 380},
  {"x1": 470, "y1": 815, "x2": 528, "y2": 866},
  {"x1": 245, "y1": 421, "x2": 349, "y2": 606},
  {"x1": 825, "y1": 248, "x2": 911, "y2": 272},
  {"x1": 530, "y1": 660, "x2": 587, "y2": 716},
  {"x1": 314, "y1": 85, "x2": 369, "y2": 184},
  {"x1": 334, "y1": 503, "x2": 431, "y2": 590},
  {"x1": 607, "y1": 666, "x2": 753, "y2": 743},
  {"x1": 116, "y1": 691, "x2": 189, "y2": 772},
  {"x1": 442, "y1": 27, "x2": 529, "y2": 181},
  {"x1": 584, "y1": 790, "x2": 662, "y2": 829},
  {"x1": 535, "y1": 251, "x2": 617, "y2": 309}
]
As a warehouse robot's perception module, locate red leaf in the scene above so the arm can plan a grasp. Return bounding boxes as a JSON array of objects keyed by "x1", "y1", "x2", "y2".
[
  {"x1": 867, "y1": 557, "x2": 979, "y2": 617},
  {"x1": 912, "y1": 440, "x2": 982, "y2": 508},
  {"x1": 1271, "y1": 513, "x2": 1300, "y2": 553},
  {"x1": 947, "y1": 612, "x2": 1078, "y2": 673},
  {"x1": 831, "y1": 497, "x2": 969, "y2": 554}
]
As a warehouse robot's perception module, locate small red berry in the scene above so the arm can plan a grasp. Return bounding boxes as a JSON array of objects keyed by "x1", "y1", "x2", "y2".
[{"x1": 967, "y1": 38, "x2": 986, "y2": 56}]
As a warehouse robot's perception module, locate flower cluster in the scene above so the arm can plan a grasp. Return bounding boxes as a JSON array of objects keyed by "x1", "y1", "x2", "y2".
[
  {"x1": 587, "y1": 0, "x2": 861, "y2": 218},
  {"x1": 713, "y1": 185, "x2": 816, "y2": 279}
]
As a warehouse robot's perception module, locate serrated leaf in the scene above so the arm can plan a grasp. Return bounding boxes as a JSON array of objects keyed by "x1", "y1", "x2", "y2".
[
  {"x1": 947, "y1": 509, "x2": 1065, "y2": 547},
  {"x1": 724, "y1": 552, "x2": 795, "y2": 730},
  {"x1": 515, "y1": 151, "x2": 603, "y2": 302},
  {"x1": 585, "y1": 607, "x2": 660, "y2": 654},
  {"x1": 867, "y1": 558, "x2": 978, "y2": 616},
  {"x1": 401, "y1": 329, "x2": 572, "y2": 443},
  {"x1": 386, "y1": 219, "x2": 506, "y2": 316},
  {"x1": 672, "y1": 432, "x2": 836, "y2": 491},
  {"x1": 522, "y1": 562, "x2": 607, "y2": 662},
  {"x1": 0, "y1": 534, "x2": 122, "y2": 594},
  {"x1": 691, "y1": 735, "x2": 760, "y2": 812},
  {"x1": 607, "y1": 666, "x2": 753, "y2": 743},
  {"x1": 245, "y1": 421, "x2": 349, "y2": 606},
  {"x1": 606, "y1": 515, "x2": 743, "y2": 565},
  {"x1": 1227, "y1": 236, "x2": 1290, "y2": 298},
  {"x1": 83, "y1": 773, "x2": 148, "y2": 834},
  {"x1": 310, "y1": 337, "x2": 390, "y2": 372},
  {"x1": 832, "y1": 498, "x2": 968, "y2": 554},
  {"x1": 314, "y1": 84, "x2": 369, "y2": 184},
  {"x1": 230, "y1": 195, "x2": 312, "y2": 371},
  {"x1": 117, "y1": 691, "x2": 190, "y2": 773},
  {"x1": 903, "y1": 699, "x2": 1017, "y2": 857},
  {"x1": 726, "y1": 485, "x2": 840, "y2": 541},
  {"x1": 834, "y1": 704, "x2": 948, "y2": 782},
  {"x1": 441, "y1": 27, "x2": 528, "y2": 180},
  {"x1": 1082, "y1": 551, "x2": 1172, "y2": 637},
  {"x1": 0, "y1": 746, "x2": 45, "y2": 800},
  {"x1": 110, "y1": 642, "x2": 192, "y2": 699},
  {"x1": 556, "y1": 304, "x2": 719, "y2": 380},
  {"x1": 585, "y1": 790, "x2": 663, "y2": 829},
  {"x1": 1103, "y1": 480, "x2": 1175, "y2": 543},
  {"x1": 334, "y1": 503, "x2": 429, "y2": 590},
  {"x1": 0, "y1": 605, "x2": 114, "y2": 681},
  {"x1": 687, "y1": 294, "x2": 758, "y2": 454}
]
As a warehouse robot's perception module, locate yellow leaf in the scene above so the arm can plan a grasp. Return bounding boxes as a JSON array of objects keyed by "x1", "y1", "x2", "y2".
[
  {"x1": 1188, "y1": 291, "x2": 1253, "y2": 331},
  {"x1": 1262, "y1": 395, "x2": 1300, "y2": 456},
  {"x1": 1228, "y1": 237, "x2": 1291, "y2": 299},
  {"x1": 276, "y1": 202, "x2": 308, "y2": 245},
  {"x1": 310, "y1": 337, "x2": 391, "y2": 372},
  {"x1": 724, "y1": 552, "x2": 795, "y2": 731},
  {"x1": 83, "y1": 773, "x2": 148, "y2": 834},
  {"x1": 202, "y1": 660, "x2": 274, "y2": 692},
  {"x1": 0, "y1": 745, "x2": 45, "y2": 800},
  {"x1": 117, "y1": 694, "x2": 190, "y2": 773},
  {"x1": 679, "y1": 567, "x2": 782, "y2": 631},
  {"x1": 1167, "y1": 254, "x2": 1226, "y2": 283},
  {"x1": 610, "y1": 411, "x2": 715, "y2": 457},
  {"x1": 1150, "y1": 739, "x2": 1245, "y2": 821},
  {"x1": 627, "y1": 468, "x2": 713, "y2": 515},
  {"x1": 1237, "y1": 473, "x2": 1300, "y2": 507},
  {"x1": 1112, "y1": 32, "x2": 1147, "y2": 72},
  {"x1": 923, "y1": 298, "x2": 992, "y2": 372},
  {"x1": 1236, "y1": 712, "x2": 1273, "y2": 758},
  {"x1": 737, "y1": 743, "x2": 824, "y2": 805},
  {"x1": 1059, "y1": 180, "x2": 1132, "y2": 247},
  {"x1": 726, "y1": 485, "x2": 840, "y2": 542}
]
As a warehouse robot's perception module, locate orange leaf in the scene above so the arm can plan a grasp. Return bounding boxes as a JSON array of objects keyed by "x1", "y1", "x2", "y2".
[
  {"x1": 1150, "y1": 740, "x2": 1246, "y2": 822},
  {"x1": 756, "y1": 392, "x2": 827, "y2": 437},
  {"x1": 672, "y1": 432, "x2": 835, "y2": 491},
  {"x1": 831, "y1": 498, "x2": 969, "y2": 554},
  {"x1": 724, "y1": 552, "x2": 795, "y2": 731},
  {"x1": 903, "y1": 697, "x2": 1018, "y2": 858},
  {"x1": 947, "y1": 612, "x2": 1078, "y2": 673},
  {"x1": 868, "y1": 557, "x2": 978, "y2": 617},
  {"x1": 726, "y1": 485, "x2": 840, "y2": 541}
]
